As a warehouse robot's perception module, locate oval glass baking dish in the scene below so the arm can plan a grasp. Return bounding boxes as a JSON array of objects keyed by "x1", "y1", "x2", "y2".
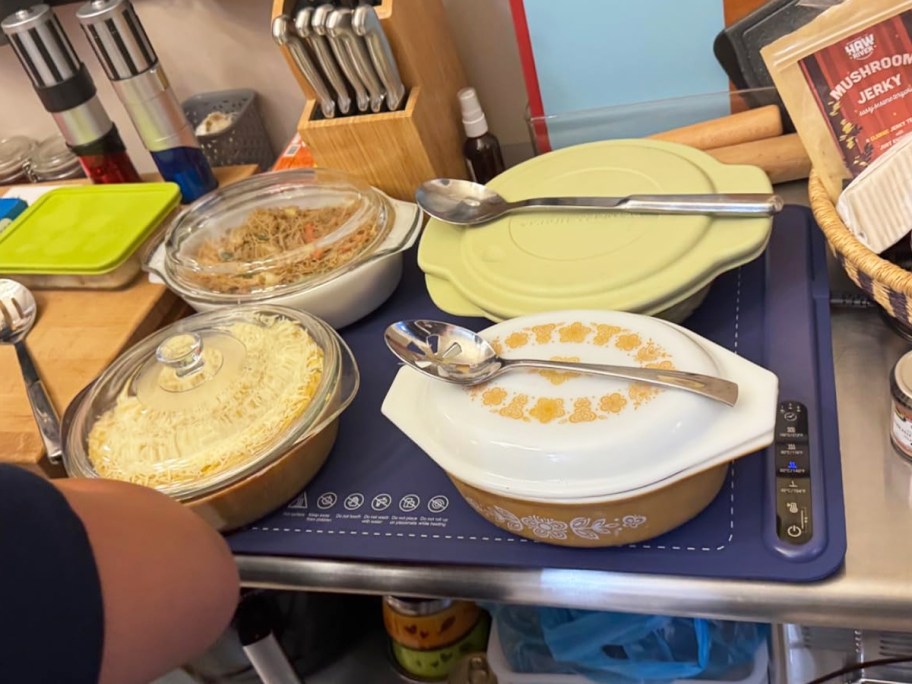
[
  {"x1": 154, "y1": 168, "x2": 420, "y2": 302},
  {"x1": 62, "y1": 305, "x2": 358, "y2": 529}
]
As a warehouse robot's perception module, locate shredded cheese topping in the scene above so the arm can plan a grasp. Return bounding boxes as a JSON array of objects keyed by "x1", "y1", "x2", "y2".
[{"x1": 87, "y1": 317, "x2": 325, "y2": 493}]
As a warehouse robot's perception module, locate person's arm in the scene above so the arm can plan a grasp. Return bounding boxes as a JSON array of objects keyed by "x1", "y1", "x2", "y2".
[{"x1": 56, "y1": 478, "x2": 240, "y2": 684}]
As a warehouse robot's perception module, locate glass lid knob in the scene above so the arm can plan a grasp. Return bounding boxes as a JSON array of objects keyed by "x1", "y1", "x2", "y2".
[{"x1": 156, "y1": 333, "x2": 206, "y2": 377}]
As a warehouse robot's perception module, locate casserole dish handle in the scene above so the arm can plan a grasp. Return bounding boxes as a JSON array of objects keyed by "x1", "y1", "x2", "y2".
[
  {"x1": 365, "y1": 196, "x2": 423, "y2": 261},
  {"x1": 140, "y1": 205, "x2": 189, "y2": 284}
]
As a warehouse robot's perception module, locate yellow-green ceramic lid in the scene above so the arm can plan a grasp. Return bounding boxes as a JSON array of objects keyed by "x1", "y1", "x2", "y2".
[
  {"x1": 417, "y1": 139, "x2": 773, "y2": 320},
  {"x1": 0, "y1": 183, "x2": 180, "y2": 275}
]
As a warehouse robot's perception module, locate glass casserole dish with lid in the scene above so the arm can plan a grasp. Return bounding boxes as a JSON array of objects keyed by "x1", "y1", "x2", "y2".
[
  {"x1": 152, "y1": 168, "x2": 421, "y2": 300},
  {"x1": 62, "y1": 305, "x2": 358, "y2": 529}
]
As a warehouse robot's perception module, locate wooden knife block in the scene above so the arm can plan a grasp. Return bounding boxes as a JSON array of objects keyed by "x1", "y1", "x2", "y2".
[
  {"x1": 271, "y1": 0, "x2": 468, "y2": 200},
  {"x1": 295, "y1": 87, "x2": 464, "y2": 200}
]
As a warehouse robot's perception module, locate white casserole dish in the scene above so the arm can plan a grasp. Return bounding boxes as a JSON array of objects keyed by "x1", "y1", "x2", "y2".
[
  {"x1": 383, "y1": 310, "x2": 779, "y2": 504},
  {"x1": 146, "y1": 169, "x2": 423, "y2": 329}
]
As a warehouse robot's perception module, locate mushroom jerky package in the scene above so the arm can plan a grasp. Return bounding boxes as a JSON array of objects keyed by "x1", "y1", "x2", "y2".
[{"x1": 762, "y1": 0, "x2": 912, "y2": 201}]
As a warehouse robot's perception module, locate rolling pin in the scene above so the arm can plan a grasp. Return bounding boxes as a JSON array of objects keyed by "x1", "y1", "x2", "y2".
[
  {"x1": 705, "y1": 133, "x2": 811, "y2": 184},
  {"x1": 648, "y1": 104, "x2": 783, "y2": 150}
]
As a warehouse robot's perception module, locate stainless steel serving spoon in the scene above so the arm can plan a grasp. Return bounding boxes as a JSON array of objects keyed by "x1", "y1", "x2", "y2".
[
  {"x1": 0, "y1": 279, "x2": 63, "y2": 464},
  {"x1": 385, "y1": 320, "x2": 739, "y2": 406},
  {"x1": 416, "y1": 178, "x2": 784, "y2": 227}
]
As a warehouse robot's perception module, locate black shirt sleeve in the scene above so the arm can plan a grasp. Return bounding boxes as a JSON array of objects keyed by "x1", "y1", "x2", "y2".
[{"x1": 0, "y1": 465, "x2": 104, "y2": 683}]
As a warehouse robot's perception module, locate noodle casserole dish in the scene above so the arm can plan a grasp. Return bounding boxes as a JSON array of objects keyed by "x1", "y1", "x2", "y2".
[
  {"x1": 61, "y1": 305, "x2": 359, "y2": 531},
  {"x1": 146, "y1": 168, "x2": 423, "y2": 328}
]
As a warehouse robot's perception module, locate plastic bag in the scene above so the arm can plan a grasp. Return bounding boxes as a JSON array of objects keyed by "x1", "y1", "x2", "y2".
[{"x1": 486, "y1": 604, "x2": 767, "y2": 684}]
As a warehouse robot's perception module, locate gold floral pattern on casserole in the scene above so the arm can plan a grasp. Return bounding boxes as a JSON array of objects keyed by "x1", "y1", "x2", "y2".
[{"x1": 468, "y1": 321, "x2": 676, "y2": 424}]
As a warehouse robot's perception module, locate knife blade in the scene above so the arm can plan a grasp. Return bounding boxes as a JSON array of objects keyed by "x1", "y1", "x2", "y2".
[
  {"x1": 352, "y1": 4, "x2": 406, "y2": 111},
  {"x1": 326, "y1": 7, "x2": 385, "y2": 114},
  {"x1": 272, "y1": 14, "x2": 336, "y2": 119},
  {"x1": 295, "y1": 7, "x2": 352, "y2": 116},
  {"x1": 312, "y1": 3, "x2": 370, "y2": 113}
]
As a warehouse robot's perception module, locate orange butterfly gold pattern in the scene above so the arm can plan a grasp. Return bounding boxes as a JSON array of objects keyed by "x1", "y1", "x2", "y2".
[{"x1": 470, "y1": 321, "x2": 674, "y2": 424}]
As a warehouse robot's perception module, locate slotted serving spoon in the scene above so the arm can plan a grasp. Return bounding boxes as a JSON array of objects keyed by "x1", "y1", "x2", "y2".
[{"x1": 385, "y1": 319, "x2": 739, "y2": 406}]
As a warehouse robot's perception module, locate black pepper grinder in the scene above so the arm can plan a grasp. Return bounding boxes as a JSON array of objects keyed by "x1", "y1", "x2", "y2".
[{"x1": 458, "y1": 87, "x2": 504, "y2": 184}]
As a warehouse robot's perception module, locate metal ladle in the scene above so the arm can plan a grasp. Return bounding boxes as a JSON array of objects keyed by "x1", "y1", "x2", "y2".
[
  {"x1": 0, "y1": 279, "x2": 63, "y2": 464},
  {"x1": 416, "y1": 178, "x2": 784, "y2": 227},
  {"x1": 385, "y1": 320, "x2": 739, "y2": 406}
]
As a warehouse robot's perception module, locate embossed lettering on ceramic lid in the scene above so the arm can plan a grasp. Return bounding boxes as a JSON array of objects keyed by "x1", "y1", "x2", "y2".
[
  {"x1": 411, "y1": 311, "x2": 724, "y2": 497},
  {"x1": 484, "y1": 148, "x2": 711, "y2": 285}
]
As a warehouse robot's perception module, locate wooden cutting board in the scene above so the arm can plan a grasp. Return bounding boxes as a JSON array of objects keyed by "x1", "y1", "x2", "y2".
[{"x1": 0, "y1": 165, "x2": 257, "y2": 475}]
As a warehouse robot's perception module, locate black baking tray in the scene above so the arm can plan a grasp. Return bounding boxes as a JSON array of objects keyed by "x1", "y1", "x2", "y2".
[{"x1": 713, "y1": 0, "x2": 827, "y2": 131}]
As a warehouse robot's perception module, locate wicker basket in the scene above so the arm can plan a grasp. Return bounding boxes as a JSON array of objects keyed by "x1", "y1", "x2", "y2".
[{"x1": 809, "y1": 171, "x2": 912, "y2": 326}]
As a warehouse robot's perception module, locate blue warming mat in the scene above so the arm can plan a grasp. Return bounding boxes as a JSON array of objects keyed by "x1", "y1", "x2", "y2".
[{"x1": 229, "y1": 206, "x2": 847, "y2": 583}]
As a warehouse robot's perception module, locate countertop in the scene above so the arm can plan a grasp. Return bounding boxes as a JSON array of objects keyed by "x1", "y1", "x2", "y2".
[{"x1": 237, "y1": 183, "x2": 912, "y2": 632}]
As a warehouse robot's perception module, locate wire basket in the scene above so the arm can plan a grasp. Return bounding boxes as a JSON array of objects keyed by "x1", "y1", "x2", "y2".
[
  {"x1": 809, "y1": 171, "x2": 912, "y2": 326},
  {"x1": 182, "y1": 89, "x2": 275, "y2": 171}
]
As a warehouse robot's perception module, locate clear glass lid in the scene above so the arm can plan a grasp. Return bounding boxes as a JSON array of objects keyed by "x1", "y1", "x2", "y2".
[
  {"x1": 163, "y1": 168, "x2": 393, "y2": 301},
  {"x1": 64, "y1": 306, "x2": 342, "y2": 500}
]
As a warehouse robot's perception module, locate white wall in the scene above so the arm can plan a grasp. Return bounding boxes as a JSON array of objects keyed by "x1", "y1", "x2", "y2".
[
  {"x1": 0, "y1": 0, "x2": 530, "y2": 173},
  {"x1": 442, "y1": 0, "x2": 531, "y2": 163}
]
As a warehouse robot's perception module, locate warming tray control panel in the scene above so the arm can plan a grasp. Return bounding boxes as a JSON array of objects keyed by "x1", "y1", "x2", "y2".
[{"x1": 774, "y1": 400, "x2": 813, "y2": 545}]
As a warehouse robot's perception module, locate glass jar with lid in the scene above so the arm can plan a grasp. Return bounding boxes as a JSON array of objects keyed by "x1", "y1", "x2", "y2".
[
  {"x1": 28, "y1": 135, "x2": 85, "y2": 182},
  {"x1": 0, "y1": 136, "x2": 36, "y2": 185}
]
